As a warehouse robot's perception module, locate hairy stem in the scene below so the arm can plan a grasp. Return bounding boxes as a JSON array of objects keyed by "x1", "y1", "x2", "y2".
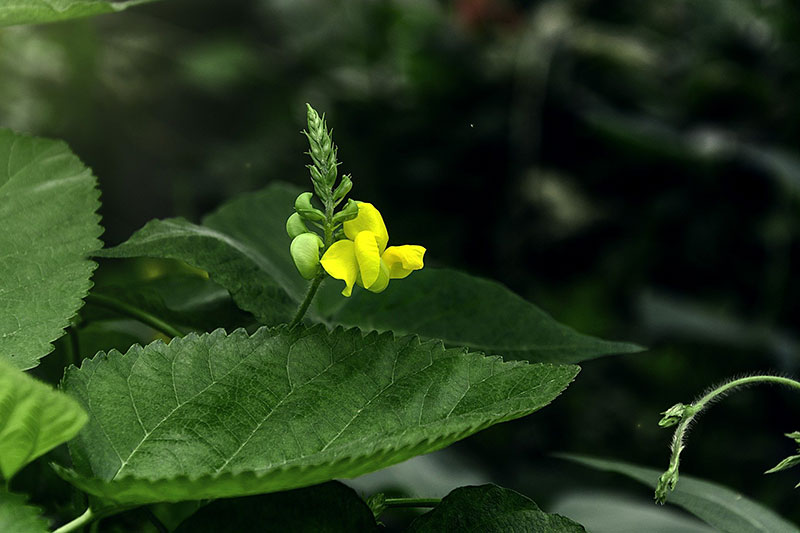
[
  {"x1": 52, "y1": 507, "x2": 94, "y2": 533},
  {"x1": 383, "y1": 498, "x2": 441, "y2": 509},
  {"x1": 656, "y1": 374, "x2": 800, "y2": 503},
  {"x1": 85, "y1": 293, "x2": 183, "y2": 339},
  {"x1": 288, "y1": 272, "x2": 325, "y2": 328}
]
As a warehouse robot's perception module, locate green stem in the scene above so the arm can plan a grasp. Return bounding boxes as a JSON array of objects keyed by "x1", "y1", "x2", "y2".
[
  {"x1": 656, "y1": 375, "x2": 800, "y2": 503},
  {"x1": 52, "y1": 507, "x2": 94, "y2": 533},
  {"x1": 383, "y1": 498, "x2": 441, "y2": 509},
  {"x1": 66, "y1": 327, "x2": 79, "y2": 367},
  {"x1": 288, "y1": 272, "x2": 324, "y2": 328},
  {"x1": 85, "y1": 293, "x2": 183, "y2": 339}
]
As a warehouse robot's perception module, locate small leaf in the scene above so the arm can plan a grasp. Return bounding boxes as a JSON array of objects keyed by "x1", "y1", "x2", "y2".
[
  {"x1": 408, "y1": 484, "x2": 586, "y2": 532},
  {"x1": 59, "y1": 325, "x2": 578, "y2": 504},
  {"x1": 764, "y1": 455, "x2": 800, "y2": 475},
  {"x1": 560, "y1": 454, "x2": 800, "y2": 533},
  {"x1": 0, "y1": 129, "x2": 102, "y2": 370},
  {"x1": 0, "y1": 0, "x2": 160, "y2": 28},
  {"x1": 99, "y1": 182, "x2": 642, "y2": 364},
  {"x1": 0, "y1": 359, "x2": 88, "y2": 480},
  {"x1": 765, "y1": 431, "x2": 800, "y2": 476},
  {"x1": 173, "y1": 482, "x2": 378, "y2": 532},
  {"x1": 0, "y1": 489, "x2": 49, "y2": 533}
]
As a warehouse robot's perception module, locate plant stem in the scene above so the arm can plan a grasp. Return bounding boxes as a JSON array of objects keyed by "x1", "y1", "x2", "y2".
[
  {"x1": 85, "y1": 293, "x2": 183, "y2": 339},
  {"x1": 656, "y1": 374, "x2": 800, "y2": 503},
  {"x1": 383, "y1": 498, "x2": 441, "y2": 509},
  {"x1": 52, "y1": 507, "x2": 94, "y2": 533},
  {"x1": 288, "y1": 272, "x2": 324, "y2": 328}
]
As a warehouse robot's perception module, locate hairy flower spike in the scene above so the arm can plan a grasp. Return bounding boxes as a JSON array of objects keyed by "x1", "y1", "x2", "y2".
[{"x1": 304, "y1": 103, "x2": 339, "y2": 200}]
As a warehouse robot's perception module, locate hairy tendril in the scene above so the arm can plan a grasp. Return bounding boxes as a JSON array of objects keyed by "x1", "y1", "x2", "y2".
[{"x1": 655, "y1": 374, "x2": 800, "y2": 504}]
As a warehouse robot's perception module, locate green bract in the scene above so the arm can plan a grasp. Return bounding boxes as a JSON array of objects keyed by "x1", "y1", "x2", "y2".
[{"x1": 58, "y1": 325, "x2": 578, "y2": 504}]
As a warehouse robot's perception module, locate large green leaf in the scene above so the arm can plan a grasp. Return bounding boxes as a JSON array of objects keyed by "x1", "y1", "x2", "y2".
[
  {"x1": 58, "y1": 325, "x2": 578, "y2": 504},
  {"x1": 174, "y1": 482, "x2": 378, "y2": 532},
  {"x1": 0, "y1": 359, "x2": 88, "y2": 480},
  {"x1": 560, "y1": 455, "x2": 800, "y2": 533},
  {"x1": 99, "y1": 182, "x2": 642, "y2": 364},
  {"x1": 0, "y1": 489, "x2": 48, "y2": 533},
  {"x1": 0, "y1": 0, "x2": 159, "y2": 27},
  {"x1": 408, "y1": 484, "x2": 586, "y2": 532},
  {"x1": 0, "y1": 129, "x2": 102, "y2": 370}
]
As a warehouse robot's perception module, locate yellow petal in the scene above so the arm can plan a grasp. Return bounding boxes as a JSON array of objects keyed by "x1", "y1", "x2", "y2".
[
  {"x1": 320, "y1": 240, "x2": 358, "y2": 297},
  {"x1": 367, "y1": 260, "x2": 391, "y2": 293},
  {"x1": 381, "y1": 245, "x2": 426, "y2": 279},
  {"x1": 354, "y1": 230, "x2": 382, "y2": 289},
  {"x1": 343, "y1": 203, "x2": 389, "y2": 253}
]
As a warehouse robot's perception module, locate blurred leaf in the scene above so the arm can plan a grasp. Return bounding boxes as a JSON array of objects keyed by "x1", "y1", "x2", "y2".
[
  {"x1": 58, "y1": 325, "x2": 578, "y2": 504},
  {"x1": 637, "y1": 290, "x2": 798, "y2": 367},
  {"x1": 552, "y1": 492, "x2": 716, "y2": 533},
  {"x1": 99, "y1": 183, "x2": 642, "y2": 363},
  {"x1": 0, "y1": 359, "x2": 88, "y2": 480},
  {"x1": 0, "y1": 0, "x2": 160, "y2": 28},
  {"x1": 560, "y1": 455, "x2": 800, "y2": 533},
  {"x1": 0, "y1": 489, "x2": 48, "y2": 533},
  {"x1": 408, "y1": 484, "x2": 586, "y2": 532},
  {"x1": 0, "y1": 129, "x2": 102, "y2": 369},
  {"x1": 173, "y1": 482, "x2": 378, "y2": 532}
]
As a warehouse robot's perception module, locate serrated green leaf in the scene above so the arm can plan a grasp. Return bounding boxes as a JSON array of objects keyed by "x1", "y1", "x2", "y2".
[
  {"x1": 560, "y1": 454, "x2": 800, "y2": 533},
  {"x1": 0, "y1": 359, "x2": 88, "y2": 480},
  {"x1": 99, "y1": 182, "x2": 642, "y2": 364},
  {"x1": 173, "y1": 481, "x2": 378, "y2": 532},
  {"x1": 0, "y1": 0, "x2": 159, "y2": 28},
  {"x1": 0, "y1": 489, "x2": 49, "y2": 533},
  {"x1": 59, "y1": 325, "x2": 578, "y2": 504},
  {"x1": 408, "y1": 484, "x2": 586, "y2": 532},
  {"x1": 0, "y1": 129, "x2": 102, "y2": 370}
]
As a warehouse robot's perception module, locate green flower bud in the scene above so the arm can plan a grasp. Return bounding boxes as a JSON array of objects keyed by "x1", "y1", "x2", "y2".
[
  {"x1": 658, "y1": 403, "x2": 688, "y2": 427},
  {"x1": 295, "y1": 192, "x2": 326, "y2": 222},
  {"x1": 286, "y1": 213, "x2": 309, "y2": 239},
  {"x1": 332, "y1": 199, "x2": 359, "y2": 224},
  {"x1": 333, "y1": 175, "x2": 352, "y2": 202},
  {"x1": 290, "y1": 232, "x2": 324, "y2": 280}
]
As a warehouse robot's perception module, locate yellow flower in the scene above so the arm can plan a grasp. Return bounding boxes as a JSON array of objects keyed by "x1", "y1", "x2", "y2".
[{"x1": 320, "y1": 203, "x2": 425, "y2": 297}]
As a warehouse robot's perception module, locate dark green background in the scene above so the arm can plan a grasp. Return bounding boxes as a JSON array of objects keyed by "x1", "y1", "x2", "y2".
[{"x1": 2, "y1": 0, "x2": 798, "y2": 529}]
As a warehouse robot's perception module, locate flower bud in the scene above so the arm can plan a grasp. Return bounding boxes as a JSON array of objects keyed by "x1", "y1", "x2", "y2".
[
  {"x1": 658, "y1": 403, "x2": 688, "y2": 427},
  {"x1": 295, "y1": 192, "x2": 326, "y2": 222},
  {"x1": 333, "y1": 175, "x2": 352, "y2": 202},
  {"x1": 332, "y1": 199, "x2": 359, "y2": 224},
  {"x1": 290, "y1": 232, "x2": 324, "y2": 280},
  {"x1": 285, "y1": 213, "x2": 309, "y2": 239}
]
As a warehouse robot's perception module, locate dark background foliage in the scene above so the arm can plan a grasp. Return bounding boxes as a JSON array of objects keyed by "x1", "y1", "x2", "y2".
[{"x1": 3, "y1": 0, "x2": 798, "y2": 528}]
